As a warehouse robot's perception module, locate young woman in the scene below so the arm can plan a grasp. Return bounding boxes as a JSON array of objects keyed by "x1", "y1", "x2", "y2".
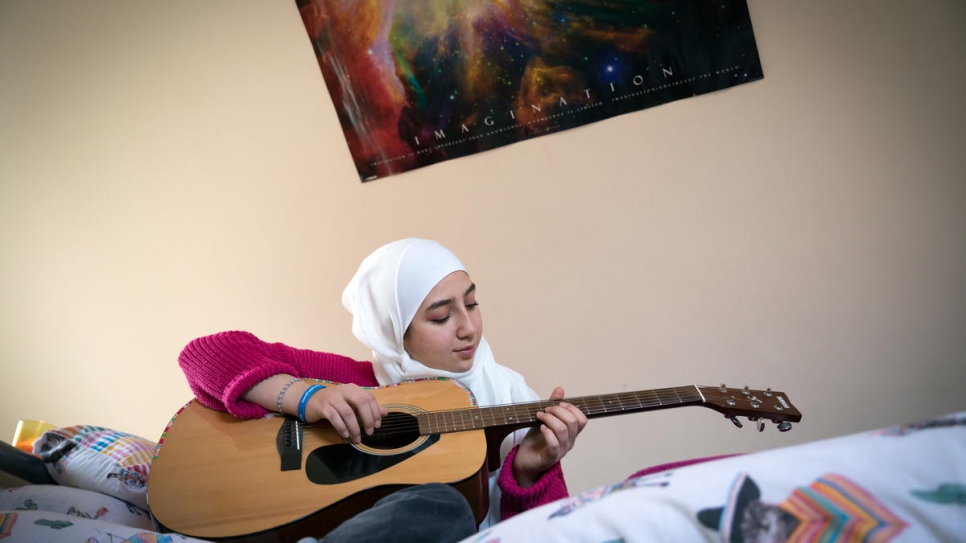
[{"x1": 178, "y1": 238, "x2": 587, "y2": 536}]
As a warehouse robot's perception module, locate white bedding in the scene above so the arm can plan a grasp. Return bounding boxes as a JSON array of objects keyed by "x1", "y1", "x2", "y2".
[{"x1": 463, "y1": 411, "x2": 966, "y2": 543}]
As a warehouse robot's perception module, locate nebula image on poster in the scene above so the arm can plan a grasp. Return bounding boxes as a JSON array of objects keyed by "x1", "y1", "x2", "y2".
[{"x1": 296, "y1": 0, "x2": 762, "y2": 181}]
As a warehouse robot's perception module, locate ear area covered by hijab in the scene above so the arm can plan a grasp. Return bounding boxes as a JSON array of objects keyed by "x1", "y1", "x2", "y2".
[{"x1": 341, "y1": 238, "x2": 538, "y2": 407}]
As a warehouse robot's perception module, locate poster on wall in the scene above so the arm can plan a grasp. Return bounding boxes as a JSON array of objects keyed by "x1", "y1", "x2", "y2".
[{"x1": 295, "y1": 0, "x2": 763, "y2": 182}]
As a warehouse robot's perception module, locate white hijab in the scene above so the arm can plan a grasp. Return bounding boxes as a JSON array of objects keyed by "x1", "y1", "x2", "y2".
[{"x1": 342, "y1": 238, "x2": 538, "y2": 407}]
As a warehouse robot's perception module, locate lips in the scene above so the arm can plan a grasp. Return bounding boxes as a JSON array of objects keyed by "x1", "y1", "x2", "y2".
[{"x1": 455, "y1": 344, "x2": 476, "y2": 359}]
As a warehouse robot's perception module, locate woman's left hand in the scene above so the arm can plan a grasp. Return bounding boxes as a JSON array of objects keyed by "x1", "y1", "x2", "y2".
[{"x1": 512, "y1": 386, "x2": 588, "y2": 488}]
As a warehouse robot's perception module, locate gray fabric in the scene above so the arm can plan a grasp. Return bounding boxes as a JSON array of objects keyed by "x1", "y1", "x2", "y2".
[{"x1": 319, "y1": 484, "x2": 477, "y2": 543}]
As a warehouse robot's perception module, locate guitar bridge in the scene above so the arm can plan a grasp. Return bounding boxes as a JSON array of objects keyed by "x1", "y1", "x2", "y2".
[{"x1": 276, "y1": 418, "x2": 303, "y2": 471}]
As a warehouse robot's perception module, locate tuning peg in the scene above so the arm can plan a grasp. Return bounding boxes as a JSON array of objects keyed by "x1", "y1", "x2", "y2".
[
  {"x1": 777, "y1": 421, "x2": 792, "y2": 432},
  {"x1": 729, "y1": 415, "x2": 743, "y2": 428},
  {"x1": 748, "y1": 416, "x2": 765, "y2": 432}
]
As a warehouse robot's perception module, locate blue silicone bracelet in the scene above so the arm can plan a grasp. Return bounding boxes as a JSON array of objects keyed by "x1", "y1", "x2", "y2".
[{"x1": 297, "y1": 384, "x2": 325, "y2": 422}]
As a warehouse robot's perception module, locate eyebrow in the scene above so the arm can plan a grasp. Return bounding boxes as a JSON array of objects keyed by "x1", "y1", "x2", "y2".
[{"x1": 425, "y1": 283, "x2": 476, "y2": 311}]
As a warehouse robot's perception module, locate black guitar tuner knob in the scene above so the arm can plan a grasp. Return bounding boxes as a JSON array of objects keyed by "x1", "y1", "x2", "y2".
[{"x1": 777, "y1": 421, "x2": 792, "y2": 432}]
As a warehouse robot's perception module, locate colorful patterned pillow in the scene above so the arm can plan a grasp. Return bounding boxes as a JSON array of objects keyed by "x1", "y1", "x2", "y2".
[
  {"x1": 0, "y1": 509, "x2": 209, "y2": 543},
  {"x1": 0, "y1": 484, "x2": 153, "y2": 529},
  {"x1": 33, "y1": 426, "x2": 156, "y2": 511}
]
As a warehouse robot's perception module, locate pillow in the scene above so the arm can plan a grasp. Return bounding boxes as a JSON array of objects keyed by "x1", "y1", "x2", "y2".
[
  {"x1": 0, "y1": 509, "x2": 210, "y2": 543},
  {"x1": 0, "y1": 484, "x2": 153, "y2": 529},
  {"x1": 33, "y1": 425, "x2": 157, "y2": 511}
]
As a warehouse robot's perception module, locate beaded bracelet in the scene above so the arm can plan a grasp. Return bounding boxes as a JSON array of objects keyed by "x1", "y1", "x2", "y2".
[
  {"x1": 276, "y1": 377, "x2": 301, "y2": 415},
  {"x1": 297, "y1": 384, "x2": 326, "y2": 423}
]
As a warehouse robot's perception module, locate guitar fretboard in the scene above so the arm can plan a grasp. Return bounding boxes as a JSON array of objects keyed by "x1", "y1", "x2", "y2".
[{"x1": 418, "y1": 385, "x2": 704, "y2": 435}]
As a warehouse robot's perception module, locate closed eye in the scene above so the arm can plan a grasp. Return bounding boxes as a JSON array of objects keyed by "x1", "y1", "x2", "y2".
[{"x1": 431, "y1": 302, "x2": 476, "y2": 323}]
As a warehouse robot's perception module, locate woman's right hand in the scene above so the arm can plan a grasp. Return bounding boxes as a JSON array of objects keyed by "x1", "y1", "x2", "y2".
[
  {"x1": 243, "y1": 375, "x2": 387, "y2": 443},
  {"x1": 303, "y1": 383, "x2": 388, "y2": 442}
]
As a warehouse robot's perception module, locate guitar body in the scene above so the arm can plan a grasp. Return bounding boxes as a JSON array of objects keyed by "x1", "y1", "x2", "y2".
[{"x1": 148, "y1": 378, "x2": 489, "y2": 541}]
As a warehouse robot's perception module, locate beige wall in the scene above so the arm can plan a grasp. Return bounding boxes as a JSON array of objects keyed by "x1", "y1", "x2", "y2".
[{"x1": 1, "y1": 1, "x2": 964, "y2": 495}]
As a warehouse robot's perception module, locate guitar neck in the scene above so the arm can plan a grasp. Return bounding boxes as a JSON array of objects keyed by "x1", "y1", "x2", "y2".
[{"x1": 418, "y1": 385, "x2": 705, "y2": 435}]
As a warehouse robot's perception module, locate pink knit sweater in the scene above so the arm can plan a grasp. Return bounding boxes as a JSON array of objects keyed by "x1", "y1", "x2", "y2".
[{"x1": 178, "y1": 330, "x2": 569, "y2": 520}]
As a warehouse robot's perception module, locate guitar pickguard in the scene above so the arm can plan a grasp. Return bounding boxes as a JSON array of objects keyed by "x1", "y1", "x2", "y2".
[{"x1": 305, "y1": 434, "x2": 440, "y2": 485}]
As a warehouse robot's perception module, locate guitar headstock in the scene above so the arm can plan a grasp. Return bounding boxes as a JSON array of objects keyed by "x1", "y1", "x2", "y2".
[{"x1": 696, "y1": 385, "x2": 802, "y2": 432}]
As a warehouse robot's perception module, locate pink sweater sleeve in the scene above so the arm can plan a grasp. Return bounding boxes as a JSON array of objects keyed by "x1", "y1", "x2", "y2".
[
  {"x1": 496, "y1": 445, "x2": 569, "y2": 520},
  {"x1": 178, "y1": 330, "x2": 378, "y2": 418}
]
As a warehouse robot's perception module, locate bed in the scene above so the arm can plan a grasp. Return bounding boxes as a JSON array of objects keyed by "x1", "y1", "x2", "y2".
[
  {"x1": 0, "y1": 425, "x2": 207, "y2": 542},
  {"x1": 1, "y1": 411, "x2": 963, "y2": 542}
]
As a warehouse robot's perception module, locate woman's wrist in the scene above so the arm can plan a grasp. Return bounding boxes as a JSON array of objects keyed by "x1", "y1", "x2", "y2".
[
  {"x1": 512, "y1": 453, "x2": 543, "y2": 489},
  {"x1": 243, "y1": 374, "x2": 310, "y2": 416},
  {"x1": 297, "y1": 384, "x2": 327, "y2": 422},
  {"x1": 279, "y1": 380, "x2": 313, "y2": 417},
  {"x1": 276, "y1": 377, "x2": 301, "y2": 414}
]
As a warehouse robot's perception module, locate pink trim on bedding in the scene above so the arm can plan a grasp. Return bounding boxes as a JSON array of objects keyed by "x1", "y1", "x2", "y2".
[{"x1": 627, "y1": 454, "x2": 742, "y2": 479}]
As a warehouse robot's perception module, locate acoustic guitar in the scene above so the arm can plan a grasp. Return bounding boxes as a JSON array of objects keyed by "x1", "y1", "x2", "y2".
[{"x1": 147, "y1": 378, "x2": 801, "y2": 542}]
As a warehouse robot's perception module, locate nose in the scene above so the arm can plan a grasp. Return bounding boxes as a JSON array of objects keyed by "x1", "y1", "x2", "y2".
[{"x1": 456, "y1": 309, "x2": 478, "y2": 339}]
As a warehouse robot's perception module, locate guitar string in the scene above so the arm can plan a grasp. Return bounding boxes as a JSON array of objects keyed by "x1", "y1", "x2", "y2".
[{"x1": 341, "y1": 387, "x2": 707, "y2": 436}]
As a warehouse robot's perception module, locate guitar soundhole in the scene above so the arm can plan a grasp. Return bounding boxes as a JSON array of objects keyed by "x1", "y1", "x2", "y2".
[
  {"x1": 305, "y1": 426, "x2": 438, "y2": 485},
  {"x1": 360, "y1": 411, "x2": 421, "y2": 450}
]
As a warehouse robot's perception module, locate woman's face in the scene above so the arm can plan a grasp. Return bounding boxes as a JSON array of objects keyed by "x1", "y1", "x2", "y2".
[{"x1": 404, "y1": 271, "x2": 482, "y2": 373}]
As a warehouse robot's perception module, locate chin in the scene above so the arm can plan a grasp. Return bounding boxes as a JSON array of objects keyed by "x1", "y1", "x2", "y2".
[{"x1": 451, "y1": 359, "x2": 475, "y2": 373}]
